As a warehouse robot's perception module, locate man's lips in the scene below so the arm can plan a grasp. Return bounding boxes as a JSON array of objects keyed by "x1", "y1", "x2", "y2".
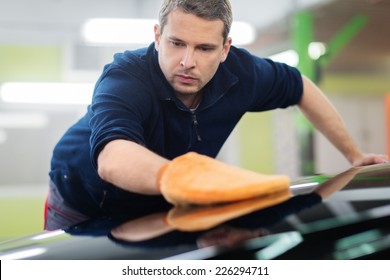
[{"x1": 176, "y1": 74, "x2": 197, "y2": 83}]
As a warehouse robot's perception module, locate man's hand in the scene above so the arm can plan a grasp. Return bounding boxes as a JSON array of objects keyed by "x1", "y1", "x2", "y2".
[{"x1": 352, "y1": 153, "x2": 389, "y2": 167}]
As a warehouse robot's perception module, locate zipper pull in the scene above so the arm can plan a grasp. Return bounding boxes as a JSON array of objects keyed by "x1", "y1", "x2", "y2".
[
  {"x1": 192, "y1": 113, "x2": 202, "y2": 142},
  {"x1": 99, "y1": 189, "x2": 108, "y2": 208}
]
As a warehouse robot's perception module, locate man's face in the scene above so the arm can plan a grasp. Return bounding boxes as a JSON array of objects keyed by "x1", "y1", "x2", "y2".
[{"x1": 154, "y1": 9, "x2": 232, "y2": 100}]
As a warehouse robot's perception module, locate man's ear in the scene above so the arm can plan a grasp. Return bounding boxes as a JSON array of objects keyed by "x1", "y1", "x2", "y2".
[
  {"x1": 154, "y1": 24, "x2": 161, "y2": 50},
  {"x1": 221, "y1": 37, "x2": 232, "y2": 63}
]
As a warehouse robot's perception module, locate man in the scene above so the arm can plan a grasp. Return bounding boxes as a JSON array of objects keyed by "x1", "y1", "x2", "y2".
[{"x1": 45, "y1": 0, "x2": 388, "y2": 230}]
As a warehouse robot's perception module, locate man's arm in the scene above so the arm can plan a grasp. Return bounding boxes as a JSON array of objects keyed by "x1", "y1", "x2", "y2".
[
  {"x1": 297, "y1": 75, "x2": 388, "y2": 166},
  {"x1": 97, "y1": 139, "x2": 168, "y2": 195}
]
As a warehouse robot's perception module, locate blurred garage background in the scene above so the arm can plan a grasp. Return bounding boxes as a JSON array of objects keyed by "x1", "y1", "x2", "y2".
[{"x1": 0, "y1": 0, "x2": 389, "y2": 241}]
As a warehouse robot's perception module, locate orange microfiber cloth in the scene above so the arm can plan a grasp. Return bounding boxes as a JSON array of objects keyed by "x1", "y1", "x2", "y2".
[{"x1": 158, "y1": 152, "x2": 290, "y2": 206}]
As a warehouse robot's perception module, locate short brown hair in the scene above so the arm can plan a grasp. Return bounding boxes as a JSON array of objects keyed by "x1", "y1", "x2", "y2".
[{"x1": 158, "y1": 0, "x2": 233, "y2": 43}]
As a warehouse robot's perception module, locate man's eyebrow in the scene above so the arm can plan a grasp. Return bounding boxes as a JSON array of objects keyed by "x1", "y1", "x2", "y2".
[{"x1": 168, "y1": 36, "x2": 184, "y2": 42}]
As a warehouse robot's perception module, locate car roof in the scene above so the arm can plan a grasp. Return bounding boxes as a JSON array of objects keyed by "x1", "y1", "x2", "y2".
[{"x1": 1, "y1": 163, "x2": 390, "y2": 260}]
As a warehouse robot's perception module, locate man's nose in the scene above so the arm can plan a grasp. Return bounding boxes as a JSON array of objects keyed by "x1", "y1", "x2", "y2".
[{"x1": 180, "y1": 48, "x2": 196, "y2": 68}]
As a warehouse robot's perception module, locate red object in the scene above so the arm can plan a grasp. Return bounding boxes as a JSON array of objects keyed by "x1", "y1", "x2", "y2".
[{"x1": 43, "y1": 196, "x2": 49, "y2": 230}]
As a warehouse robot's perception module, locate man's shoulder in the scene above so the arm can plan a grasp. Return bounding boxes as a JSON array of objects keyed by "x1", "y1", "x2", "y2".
[
  {"x1": 111, "y1": 44, "x2": 153, "y2": 69},
  {"x1": 100, "y1": 44, "x2": 156, "y2": 82},
  {"x1": 225, "y1": 46, "x2": 268, "y2": 67}
]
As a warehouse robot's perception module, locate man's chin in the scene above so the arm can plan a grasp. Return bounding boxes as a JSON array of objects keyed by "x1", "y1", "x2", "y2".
[{"x1": 173, "y1": 86, "x2": 201, "y2": 96}]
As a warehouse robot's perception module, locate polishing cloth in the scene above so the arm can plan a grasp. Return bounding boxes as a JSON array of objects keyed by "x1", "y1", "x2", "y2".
[{"x1": 158, "y1": 152, "x2": 290, "y2": 206}]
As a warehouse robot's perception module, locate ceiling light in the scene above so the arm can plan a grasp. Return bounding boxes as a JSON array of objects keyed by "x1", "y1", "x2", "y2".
[
  {"x1": 82, "y1": 18, "x2": 157, "y2": 45},
  {"x1": 269, "y1": 50, "x2": 299, "y2": 67},
  {"x1": 309, "y1": 42, "x2": 327, "y2": 60},
  {"x1": 0, "y1": 82, "x2": 94, "y2": 105},
  {"x1": 230, "y1": 21, "x2": 256, "y2": 46},
  {"x1": 81, "y1": 18, "x2": 256, "y2": 46}
]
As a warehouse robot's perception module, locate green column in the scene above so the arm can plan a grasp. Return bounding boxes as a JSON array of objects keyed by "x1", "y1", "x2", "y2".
[
  {"x1": 293, "y1": 11, "x2": 316, "y2": 81},
  {"x1": 292, "y1": 11, "x2": 316, "y2": 175}
]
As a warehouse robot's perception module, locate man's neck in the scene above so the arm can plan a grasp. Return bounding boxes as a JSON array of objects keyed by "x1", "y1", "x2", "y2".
[{"x1": 177, "y1": 90, "x2": 204, "y2": 110}]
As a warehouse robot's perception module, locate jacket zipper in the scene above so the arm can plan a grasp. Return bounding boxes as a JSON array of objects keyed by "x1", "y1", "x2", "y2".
[
  {"x1": 191, "y1": 111, "x2": 202, "y2": 142},
  {"x1": 99, "y1": 189, "x2": 108, "y2": 208},
  {"x1": 165, "y1": 97, "x2": 203, "y2": 143}
]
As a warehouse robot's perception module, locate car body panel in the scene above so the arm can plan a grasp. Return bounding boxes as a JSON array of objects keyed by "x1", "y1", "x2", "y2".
[{"x1": 1, "y1": 163, "x2": 390, "y2": 260}]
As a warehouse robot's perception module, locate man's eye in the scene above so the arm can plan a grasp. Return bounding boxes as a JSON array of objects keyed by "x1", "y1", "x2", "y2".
[
  {"x1": 171, "y1": 41, "x2": 184, "y2": 47},
  {"x1": 199, "y1": 47, "x2": 213, "y2": 52}
]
